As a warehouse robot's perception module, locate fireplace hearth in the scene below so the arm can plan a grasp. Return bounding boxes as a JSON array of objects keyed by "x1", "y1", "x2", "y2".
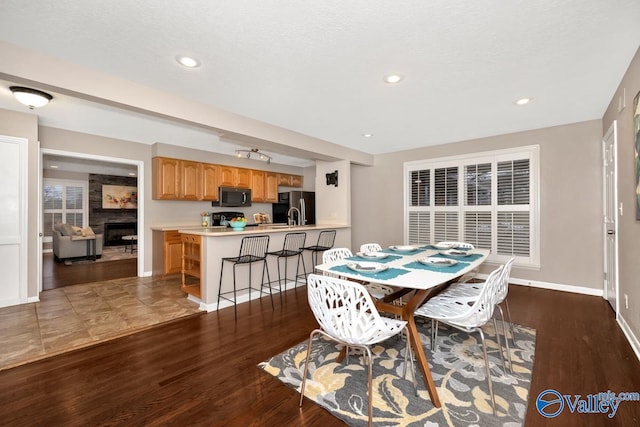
[{"x1": 103, "y1": 222, "x2": 137, "y2": 246}]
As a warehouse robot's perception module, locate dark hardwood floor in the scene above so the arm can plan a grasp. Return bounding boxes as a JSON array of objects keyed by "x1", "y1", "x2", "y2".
[
  {"x1": 42, "y1": 253, "x2": 137, "y2": 290},
  {"x1": 1, "y1": 284, "x2": 638, "y2": 426}
]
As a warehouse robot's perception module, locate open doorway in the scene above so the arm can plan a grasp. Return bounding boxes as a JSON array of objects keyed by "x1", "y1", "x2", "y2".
[{"x1": 40, "y1": 149, "x2": 144, "y2": 292}]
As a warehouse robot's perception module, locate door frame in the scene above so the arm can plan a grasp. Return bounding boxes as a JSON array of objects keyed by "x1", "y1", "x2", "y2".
[
  {"x1": 602, "y1": 120, "x2": 619, "y2": 315},
  {"x1": 38, "y1": 148, "x2": 145, "y2": 293}
]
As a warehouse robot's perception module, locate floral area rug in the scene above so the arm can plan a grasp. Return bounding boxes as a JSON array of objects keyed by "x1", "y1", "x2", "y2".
[{"x1": 259, "y1": 319, "x2": 535, "y2": 426}]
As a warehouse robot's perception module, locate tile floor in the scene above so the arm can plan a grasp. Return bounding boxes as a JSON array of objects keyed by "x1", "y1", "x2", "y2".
[{"x1": 0, "y1": 275, "x2": 201, "y2": 371}]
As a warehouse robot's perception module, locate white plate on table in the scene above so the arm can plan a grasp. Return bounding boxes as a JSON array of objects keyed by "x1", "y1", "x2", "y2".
[
  {"x1": 389, "y1": 245, "x2": 418, "y2": 252},
  {"x1": 356, "y1": 251, "x2": 390, "y2": 259},
  {"x1": 346, "y1": 262, "x2": 389, "y2": 274},
  {"x1": 418, "y1": 257, "x2": 458, "y2": 268},
  {"x1": 433, "y1": 241, "x2": 458, "y2": 250},
  {"x1": 439, "y1": 249, "x2": 473, "y2": 258}
]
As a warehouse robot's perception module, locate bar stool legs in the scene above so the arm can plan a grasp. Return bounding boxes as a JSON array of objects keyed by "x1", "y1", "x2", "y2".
[{"x1": 217, "y1": 235, "x2": 271, "y2": 320}]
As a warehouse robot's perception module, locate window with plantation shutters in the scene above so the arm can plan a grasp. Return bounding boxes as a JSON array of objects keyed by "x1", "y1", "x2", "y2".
[
  {"x1": 43, "y1": 179, "x2": 88, "y2": 242},
  {"x1": 404, "y1": 146, "x2": 539, "y2": 267}
]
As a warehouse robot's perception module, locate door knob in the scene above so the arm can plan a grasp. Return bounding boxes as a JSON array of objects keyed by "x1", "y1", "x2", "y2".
[{"x1": 607, "y1": 230, "x2": 615, "y2": 235}]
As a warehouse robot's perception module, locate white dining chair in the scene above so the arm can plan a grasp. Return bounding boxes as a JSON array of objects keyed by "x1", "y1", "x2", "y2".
[
  {"x1": 414, "y1": 265, "x2": 504, "y2": 416},
  {"x1": 440, "y1": 257, "x2": 516, "y2": 372},
  {"x1": 299, "y1": 274, "x2": 415, "y2": 427},
  {"x1": 359, "y1": 242, "x2": 382, "y2": 253}
]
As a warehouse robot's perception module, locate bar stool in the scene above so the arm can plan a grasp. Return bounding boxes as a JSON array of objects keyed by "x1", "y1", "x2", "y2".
[
  {"x1": 266, "y1": 232, "x2": 307, "y2": 301},
  {"x1": 217, "y1": 235, "x2": 271, "y2": 319},
  {"x1": 302, "y1": 230, "x2": 336, "y2": 276}
]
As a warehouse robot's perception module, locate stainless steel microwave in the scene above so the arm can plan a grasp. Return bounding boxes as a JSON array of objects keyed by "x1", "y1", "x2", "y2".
[{"x1": 217, "y1": 187, "x2": 252, "y2": 207}]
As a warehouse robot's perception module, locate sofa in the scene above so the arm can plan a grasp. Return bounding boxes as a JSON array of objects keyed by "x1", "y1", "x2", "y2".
[{"x1": 52, "y1": 224, "x2": 104, "y2": 261}]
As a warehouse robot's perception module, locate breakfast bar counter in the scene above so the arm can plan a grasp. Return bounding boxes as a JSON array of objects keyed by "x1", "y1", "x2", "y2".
[{"x1": 176, "y1": 224, "x2": 351, "y2": 311}]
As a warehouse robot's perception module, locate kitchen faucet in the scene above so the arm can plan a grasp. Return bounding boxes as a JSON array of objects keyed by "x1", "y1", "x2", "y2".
[{"x1": 287, "y1": 207, "x2": 301, "y2": 226}]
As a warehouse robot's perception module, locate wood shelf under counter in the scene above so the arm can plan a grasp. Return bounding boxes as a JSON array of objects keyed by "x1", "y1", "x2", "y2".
[{"x1": 181, "y1": 234, "x2": 202, "y2": 298}]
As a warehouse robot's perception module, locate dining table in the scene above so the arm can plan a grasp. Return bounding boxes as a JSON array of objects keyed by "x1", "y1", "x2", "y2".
[{"x1": 313, "y1": 244, "x2": 490, "y2": 409}]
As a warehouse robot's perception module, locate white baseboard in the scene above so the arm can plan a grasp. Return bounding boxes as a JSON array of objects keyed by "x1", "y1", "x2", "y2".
[
  {"x1": 474, "y1": 273, "x2": 603, "y2": 296},
  {"x1": 617, "y1": 314, "x2": 640, "y2": 362},
  {"x1": 197, "y1": 279, "x2": 306, "y2": 312},
  {"x1": 27, "y1": 296, "x2": 40, "y2": 303}
]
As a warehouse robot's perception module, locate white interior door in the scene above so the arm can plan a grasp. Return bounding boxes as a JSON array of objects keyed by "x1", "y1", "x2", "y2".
[
  {"x1": 0, "y1": 135, "x2": 28, "y2": 307},
  {"x1": 603, "y1": 121, "x2": 618, "y2": 313}
]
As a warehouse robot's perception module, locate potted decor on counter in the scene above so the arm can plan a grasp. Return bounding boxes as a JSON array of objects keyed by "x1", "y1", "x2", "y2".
[{"x1": 200, "y1": 212, "x2": 211, "y2": 227}]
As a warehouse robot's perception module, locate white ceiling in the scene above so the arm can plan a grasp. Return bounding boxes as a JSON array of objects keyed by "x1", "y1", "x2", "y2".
[{"x1": 1, "y1": 1, "x2": 639, "y2": 166}]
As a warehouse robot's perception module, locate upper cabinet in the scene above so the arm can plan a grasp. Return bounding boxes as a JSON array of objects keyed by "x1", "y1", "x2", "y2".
[
  {"x1": 201, "y1": 163, "x2": 220, "y2": 201},
  {"x1": 251, "y1": 170, "x2": 266, "y2": 202},
  {"x1": 152, "y1": 156, "x2": 304, "y2": 201},
  {"x1": 179, "y1": 160, "x2": 202, "y2": 200},
  {"x1": 153, "y1": 157, "x2": 180, "y2": 200},
  {"x1": 220, "y1": 166, "x2": 251, "y2": 188},
  {"x1": 277, "y1": 173, "x2": 304, "y2": 188},
  {"x1": 265, "y1": 172, "x2": 278, "y2": 202}
]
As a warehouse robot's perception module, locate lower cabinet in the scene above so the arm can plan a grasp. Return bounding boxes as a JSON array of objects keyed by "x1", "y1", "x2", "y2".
[
  {"x1": 181, "y1": 234, "x2": 202, "y2": 298},
  {"x1": 163, "y1": 230, "x2": 183, "y2": 275}
]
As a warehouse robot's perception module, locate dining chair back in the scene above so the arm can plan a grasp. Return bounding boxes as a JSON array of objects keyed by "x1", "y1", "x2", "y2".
[
  {"x1": 359, "y1": 243, "x2": 382, "y2": 253},
  {"x1": 414, "y1": 264, "x2": 504, "y2": 415},
  {"x1": 322, "y1": 247, "x2": 353, "y2": 264},
  {"x1": 299, "y1": 274, "x2": 413, "y2": 427}
]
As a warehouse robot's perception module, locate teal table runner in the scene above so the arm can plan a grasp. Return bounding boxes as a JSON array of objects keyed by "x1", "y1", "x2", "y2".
[
  {"x1": 345, "y1": 254, "x2": 402, "y2": 264},
  {"x1": 403, "y1": 260, "x2": 469, "y2": 274},
  {"x1": 329, "y1": 264, "x2": 411, "y2": 280},
  {"x1": 430, "y1": 252, "x2": 483, "y2": 262}
]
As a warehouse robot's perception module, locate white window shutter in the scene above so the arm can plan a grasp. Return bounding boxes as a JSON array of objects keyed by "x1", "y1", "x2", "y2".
[{"x1": 408, "y1": 211, "x2": 430, "y2": 244}]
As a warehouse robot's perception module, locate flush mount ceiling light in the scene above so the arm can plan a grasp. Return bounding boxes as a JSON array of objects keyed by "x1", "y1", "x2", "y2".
[
  {"x1": 514, "y1": 97, "x2": 532, "y2": 106},
  {"x1": 10, "y1": 86, "x2": 53, "y2": 109},
  {"x1": 362, "y1": 133, "x2": 373, "y2": 138},
  {"x1": 235, "y1": 148, "x2": 272, "y2": 164},
  {"x1": 175, "y1": 55, "x2": 201, "y2": 68},
  {"x1": 383, "y1": 74, "x2": 404, "y2": 84}
]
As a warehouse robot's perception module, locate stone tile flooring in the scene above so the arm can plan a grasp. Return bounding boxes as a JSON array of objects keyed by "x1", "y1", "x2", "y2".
[{"x1": 0, "y1": 275, "x2": 201, "y2": 371}]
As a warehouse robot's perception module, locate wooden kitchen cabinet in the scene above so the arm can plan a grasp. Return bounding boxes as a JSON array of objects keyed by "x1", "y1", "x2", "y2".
[
  {"x1": 290, "y1": 174, "x2": 303, "y2": 187},
  {"x1": 181, "y1": 234, "x2": 202, "y2": 298},
  {"x1": 202, "y1": 163, "x2": 220, "y2": 201},
  {"x1": 220, "y1": 165, "x2": 251, "y2": 188},
  {"x1": 163, "y1": 230, "x2": 183, "y2": 275},
  {"x1": 153, "y1": 157, "x2": 180, "y2": 199},
  {"x1": 277, "y1": 173, "x2": 303, "y2": 188},
  {"x1": 236, "y1": 168, "x2": 251, "y2": 188},
  {"x1": 251, "y1": 170, "x2": 266, "y2": 202},
  {"x1": 265, "y1": 172, "x2": 278, "y2": 202},
  {"x1": 179, "y1": 160, "x2": 201, "y2": 200}
]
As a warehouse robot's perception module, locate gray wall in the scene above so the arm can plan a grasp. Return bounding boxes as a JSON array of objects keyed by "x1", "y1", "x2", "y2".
[
  {"x1": 351, "y1": 119, "x2": 604, "y2": 291},
  {"x1": 603, "y1": 47, "x2": 640, "y2": 343}
]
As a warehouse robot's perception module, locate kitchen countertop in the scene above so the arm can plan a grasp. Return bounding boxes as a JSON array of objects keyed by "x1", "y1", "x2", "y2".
[{"x1": 177, "y1": 223, "x2": 349, "y2": 236}]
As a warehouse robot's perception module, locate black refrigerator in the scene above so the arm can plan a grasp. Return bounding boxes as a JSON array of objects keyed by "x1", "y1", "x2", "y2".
[{"x1": 272, "y1": 191, "x2": 315, "y2": 225}]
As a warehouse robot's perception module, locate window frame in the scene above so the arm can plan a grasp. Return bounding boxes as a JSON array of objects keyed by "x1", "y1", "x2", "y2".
[
  {"x1": 403, "y1": 145, "x2": 540, "y2": 268},
  {"x1": 42, "y1": 178, "x2": 89, "y2": 243}
]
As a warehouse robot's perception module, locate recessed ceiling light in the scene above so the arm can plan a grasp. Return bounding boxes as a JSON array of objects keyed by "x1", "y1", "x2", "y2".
[
  {"x1": 383, "y1": 74, "x2": 404, "y2": 84},
  {"x1": 128, "y1": 172, "x2": 136, "y2": 176},
  {"x1": 50, "y1": 165, "x2": 58, "y2": 169},
  {"x1": 362, "y1": 133, "x2": 373, "y2": 138},
  {"x1": 176, "y1": 55, "x2": 201, "y2": 68},
  {"x1": 515, "y1": 97, "x2": 532, "y2": 106}
]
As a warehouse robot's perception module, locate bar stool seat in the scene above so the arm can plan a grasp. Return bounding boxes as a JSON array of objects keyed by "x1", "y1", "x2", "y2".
[
  {"x1": 217, "y1": 235, "x2": 271, "y2": 319},
  {"x1": 266, "y1": 232, "x2": 307, "y2": 300}
]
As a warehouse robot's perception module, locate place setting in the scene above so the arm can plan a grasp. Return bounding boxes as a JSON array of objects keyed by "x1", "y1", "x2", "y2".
[
  {"x1": 346, "y1": 251, "x2": 401, "y2": 263},
  {"x1": 381, "y1": 244, "x2": 429, "y2": 255}
]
